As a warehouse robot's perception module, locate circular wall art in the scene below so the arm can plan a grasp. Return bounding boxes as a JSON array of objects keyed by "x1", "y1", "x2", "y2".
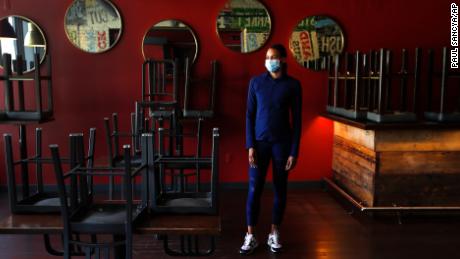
[
  {"x1": 216, "y1": 0, "x2": 271, "y2": 53},
  {"x1": 64, "y1": 0, "x2": 122, "y2": 53},
  {"x1": 289, "y1": 16, "x2": 345, "y2": 70}
]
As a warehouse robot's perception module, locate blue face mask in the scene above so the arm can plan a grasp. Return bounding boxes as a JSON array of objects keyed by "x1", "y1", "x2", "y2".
[{"x1": 265, "y1": 59, "x2": 281, "y2": 73}]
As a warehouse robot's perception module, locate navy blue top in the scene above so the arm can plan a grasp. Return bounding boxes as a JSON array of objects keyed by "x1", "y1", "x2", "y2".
[{"x1": 245, "y1": 72, "x2": 302, "y2": 157}]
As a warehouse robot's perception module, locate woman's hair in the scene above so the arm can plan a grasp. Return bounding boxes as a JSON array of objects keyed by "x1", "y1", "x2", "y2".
[{"x1": 270, "y1": 44, "x2": 287, "y2": 58}]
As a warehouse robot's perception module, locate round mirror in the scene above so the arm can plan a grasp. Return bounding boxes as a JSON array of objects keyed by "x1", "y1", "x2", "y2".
[
  {"x1": 0, "y1": 16, "x2": 47, "y2": 73},
  {"x1": 289, "y1": 16, "x2": 345, "y2": 70},
  {"x1": 64, "y1": 0, "x2": 122, "y2": 53},
  {"x1": 142, "y1": 20, "x2": 198, "y2": 64},
  {"x1": 216, "y1": 0, "x2": 271, "y2": 53}
]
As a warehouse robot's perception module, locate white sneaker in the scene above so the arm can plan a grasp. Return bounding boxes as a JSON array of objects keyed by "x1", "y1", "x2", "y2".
[
  {"x1": 267, "y1": 231, "x2": 282, "y2": 253},
  {"x1": 239, "y1": 233, "x2": 258, "y2": 255}
]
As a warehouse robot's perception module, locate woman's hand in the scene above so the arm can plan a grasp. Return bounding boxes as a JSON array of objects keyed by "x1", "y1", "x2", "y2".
[
  {"x1": 248, "y1": 148, "x2": 257, "y2": 168},
  {"x1": 285, "y1": 156, "x2": 297, "y2": 171}
]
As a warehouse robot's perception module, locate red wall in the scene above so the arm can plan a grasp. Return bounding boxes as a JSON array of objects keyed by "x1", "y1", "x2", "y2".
[{"x1": 0, "y1": 0, "x2": 452, "y2": 184}]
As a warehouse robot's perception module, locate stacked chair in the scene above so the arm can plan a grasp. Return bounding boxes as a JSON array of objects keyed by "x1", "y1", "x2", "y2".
[
  {"x1": 327, "y1": 46, "x2": 460, "y2": 123},
  {"x1": 49, "y1": 133, "x2": 150, "y2": 259},
  {"x1": 133, "y1": 56, "x2": 221, "y2": 256},
  {"x1": 424, "y1": 47, "x2": 460, "y2": 122},
  {"x1": 2, "y1": 55, "x2": 221, "y2": 257},
  {"x1": 3, "y1": 128, "x2": 96, "y2": 256},
  {"x1": 3, "y1": 128, "x2": 95, "y2": 213},
  {"x1": 0, "y1": 53, "x2": 53, "y2": 122},
  {"x1": 326, "y1": 47, "x2": 422, "y2": 122}
]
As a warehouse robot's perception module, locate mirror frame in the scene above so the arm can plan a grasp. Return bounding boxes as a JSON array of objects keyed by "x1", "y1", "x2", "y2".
[
  {"x1": 64, "y1": 0, "x2": 123, "y2": 54},
  {"x1": 0, "y1": 15, "x2": 47, "y2": 74},
  {"x1": 216, "y1": 0, "x2": 272, "y2": 54},
  {"x1": 141, "y1": 19, "x2": 199, "y2": 63}
]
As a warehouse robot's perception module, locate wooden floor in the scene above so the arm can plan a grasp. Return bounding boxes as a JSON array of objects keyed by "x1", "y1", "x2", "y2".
[{"x1": 1, "y1": 188, "x2": 460, "y2": 258}]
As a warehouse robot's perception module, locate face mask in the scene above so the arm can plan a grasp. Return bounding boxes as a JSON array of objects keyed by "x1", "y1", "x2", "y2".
[{"x1": 265, "y1": 59, "x2": 281, "y2": 73}]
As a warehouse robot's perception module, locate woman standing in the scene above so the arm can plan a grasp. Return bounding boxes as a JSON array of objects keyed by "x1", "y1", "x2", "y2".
[{"x1": 240, "y1": 44, "x2": 302, "y2": 254}]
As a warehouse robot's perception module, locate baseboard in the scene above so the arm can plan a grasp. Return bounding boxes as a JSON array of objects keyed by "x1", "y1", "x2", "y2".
[
  {"x1": 220, "y1": 180, "x2": 323, "y2": 190},
  {"x1": 0, "y1": 180, "x2": 324, "y2": 193}
]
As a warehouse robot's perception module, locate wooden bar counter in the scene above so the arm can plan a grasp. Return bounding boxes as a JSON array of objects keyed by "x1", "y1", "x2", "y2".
[{"x1": 324, "y1": 113, "x2": 460, "y2": 207}]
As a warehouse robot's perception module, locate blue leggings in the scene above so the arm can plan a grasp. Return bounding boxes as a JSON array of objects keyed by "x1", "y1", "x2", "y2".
[{"x1": 246, "y1": 140, "x2": 290, "y2": 227}]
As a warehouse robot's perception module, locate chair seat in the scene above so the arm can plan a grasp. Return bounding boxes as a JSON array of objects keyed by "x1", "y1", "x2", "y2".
[
  {"x1": 14, "y1": 192, "x2": 63, "y2": 213},
  {"x1": 33, "y1": 197, "x2": 61, "y2": 206},
  {"x1": 71, "y1": 204, "x2": 139, "y2": 234},
  {"x1": 153, "y1": 192, "x2": 216, "y2": 214},
  {"x1": 19, "y1": 192, "x2": 60, "y2": 205},
  {"x1": 162, "y1": 197, "x2": 211, "y2": 207}
]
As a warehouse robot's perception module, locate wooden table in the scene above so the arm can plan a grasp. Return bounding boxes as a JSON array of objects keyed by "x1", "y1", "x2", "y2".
[
  {"x1": 136, "y1": 214, "x2": 221, "y2": 235},
  {"x1": 0, "y1": 214, "x2": 62, "y2": 234},
  {"x1": 322, "y1": 113, "x2": 460, "y2": 210},
  {"x1": 0, "y1": 212, "x2": 221, "y2": 256}
]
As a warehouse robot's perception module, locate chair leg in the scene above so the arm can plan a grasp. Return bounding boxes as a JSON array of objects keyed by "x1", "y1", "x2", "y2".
[
  {"x1": 104, "y1": 247, "x2": 110, "y2": 259},
  {"x1": 85, "y1": 247, "x2": 92, "y2": 259},
  {"x1": 43, "y1": 234, "x2": 63, "y2": 256},
  {"x1": 43, "y1": 234, "x2": 86, "y2": 256},
  {"x1": 74, "y1": 234, "x2": 83, "y2": 253},
  {"x1": 113, "y1": 235, "x2": 126, "y2": 259},
  {"x1": 162, "y1": 235, "x2": 216, "y2": 256},
  {"x1": 63, "y1": 237, "x2": 71, "y2": 259}
]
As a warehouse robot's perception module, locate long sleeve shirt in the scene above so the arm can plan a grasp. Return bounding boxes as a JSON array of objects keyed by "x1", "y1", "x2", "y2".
[{"x1": 245, "y1": 72, "x2": 302, "y2": 157}]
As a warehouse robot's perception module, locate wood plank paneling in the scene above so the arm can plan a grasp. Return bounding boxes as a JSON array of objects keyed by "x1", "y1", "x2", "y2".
[
  {"x1": 332, "y1": 119, "x2": 460, "y2": 207},
  {"x1": 333, "y1": 171, "x2": 374, "y2": 206},
  {"x1": 375, "y1": 174, "x2": 460, "y2": 206},
  {"x1": 333, "y1": 122, "x2": 375, "y2": 150},
  {"x1": 332, "y1": 135, "x2": 376, "y2": 206},
  {"x1": 332, "y1": 149, "x2": 375, "y2": 189},
  {"x1": 375, "y1": 130, "x2": 460, "y2": 151},
  {"x1": 334, "y1": 136, "x2": 376, "y2": 172},
  {"x1": 332, "y1": 157, "x2": 374, "y2": 192},
  {"x1": 379, "y1": 151, "x2": 460, "y2": 175}
]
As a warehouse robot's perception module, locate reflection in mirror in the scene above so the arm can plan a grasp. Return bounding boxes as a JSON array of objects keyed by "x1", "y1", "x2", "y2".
[
  {"x1": 0, "y1": 16, "x2": 46, "y2": 73},
  {"x1": 142, "y1": 20, "x2": 198, "y2": 64},
  {"x1": 64, "y1": 0, "x2": 122, "y2": 53},
  {"x1": 289, "y1": 16, "x2": 345, "y2": 70},
  {"x1": 216, "y1": 0, "x2": 271, "y2": 53}
]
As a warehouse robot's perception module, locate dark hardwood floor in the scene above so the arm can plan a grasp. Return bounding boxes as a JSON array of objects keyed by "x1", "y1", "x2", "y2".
[{"x1": 1, "y1": 188, "x2": 460, "y2": 258}]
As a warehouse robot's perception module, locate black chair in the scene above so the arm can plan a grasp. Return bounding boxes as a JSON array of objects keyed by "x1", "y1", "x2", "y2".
[
  {"x1": 50, "y1": 134, "x2": 149, "y2": 259},
  {"x1": 424, "y1": 47, "x2": 460, "y2": 122},
  {"x1": 365, "y1": 48, "x2": 420, "y2": 122},
  {"x1": 104, "y1": 113, "x2": 141, "y2": 167},
  {"x1": 104, "y1": 113, "x2": 144, "y2": 200},
  {"x1": 182, "y1": 58, "x2": 219, "y2": 119},
  {"x1": 141, "y1": 58, "x2": 179, "y2": 113},
  {"x1": 0, "y1": 52, "x2": 53, "y2": 122},
  {"x1": 136, "y1": 58, "x2": 181, "y2": 157},
  {"x1": 150, "y1": 127, "x2": 220, "y2": 215},
  {"x1": 3, "y1": 127, "x2": 96, "y2": 214},
  {"x1": 326, "y1": 52, "x2": 368, "y2": 120},
  {"x1": 157, "y1": 117, "x2": 208, "y2": 193}
]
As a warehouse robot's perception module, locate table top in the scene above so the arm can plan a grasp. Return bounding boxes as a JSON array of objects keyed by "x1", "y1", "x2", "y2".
[
  {"x1": 136, "y1": 214, "x2": 221, "y2": 235},
  {"x1": 0, "y1": 213, "x2": 62, "y2": 234},
  {"x1": 0, "y1": 212, "x2": 221, "y2": 235},
  {"x1": 321, "y1": 113, "x2": 460, "y2": 130}
]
